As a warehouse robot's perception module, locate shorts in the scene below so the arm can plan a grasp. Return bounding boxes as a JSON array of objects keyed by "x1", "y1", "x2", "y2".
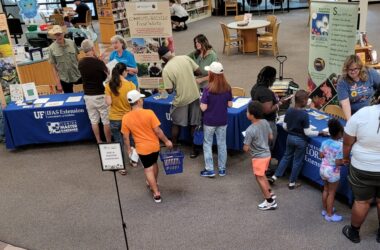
[
  {"x1": 170, "y1": 99, "x2": 201, "y2": 127},
  {"x1": 138, "y1": 151, "x2": 159, "y2": 168},
  {"x1": 348, "y1": 164, "x2": 380, "y2": 201},
  {"x1": 84, "y1": 95, "x2": 110, "y2": 125},
  {"x1": 252, "y1": 157, "x2": 271, "y2": 176},
  {"x1": 320, "y1": 165, "x2": 340, "y2": 183}
]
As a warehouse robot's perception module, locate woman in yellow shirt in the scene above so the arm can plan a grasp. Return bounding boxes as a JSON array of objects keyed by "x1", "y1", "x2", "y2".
[{"x1": 105, "y1": 62, "x2": 136, "y2": 174}]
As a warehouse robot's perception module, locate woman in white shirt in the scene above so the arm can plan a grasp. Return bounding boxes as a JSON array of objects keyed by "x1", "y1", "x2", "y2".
[
  {"x1": 169, "y1": 0, "x2": 189, "y2": 31},
  {"x1": 342, "y1": 88, "x2": 380, "y2": 244}
]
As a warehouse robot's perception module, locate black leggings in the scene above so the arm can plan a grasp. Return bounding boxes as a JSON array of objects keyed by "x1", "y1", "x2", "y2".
[{"x1": 171, "y1": 16, "x2": 189, "y2": 24}]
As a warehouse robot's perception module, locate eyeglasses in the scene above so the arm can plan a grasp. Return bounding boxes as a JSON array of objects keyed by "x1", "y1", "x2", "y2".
[{"x1": 348, "y1": 68, "x2": 360, "y2": 72}]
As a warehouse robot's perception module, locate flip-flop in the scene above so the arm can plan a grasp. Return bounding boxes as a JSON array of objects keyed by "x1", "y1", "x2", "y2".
[{"x1": 118, "y1": 170, "x2": 127, "y2": 175}]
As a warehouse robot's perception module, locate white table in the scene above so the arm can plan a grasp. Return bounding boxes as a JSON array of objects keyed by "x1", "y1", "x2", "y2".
[{"x1": 227, "y1": 20, "x2": 270, "y2": 53}]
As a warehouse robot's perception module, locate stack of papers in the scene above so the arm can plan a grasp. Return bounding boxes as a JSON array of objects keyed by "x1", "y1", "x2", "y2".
[
  {"x1": 45, "y1": 101, "x2": 64, "y2": 107},
  {"x1": 34, "y1": 98, "x2": 50, "y2": 104},
  {"x1": 66, "y1": 96, "x2": 82, "y2": 103},
  {"x1": 232, "y1": 98, "x2": 251, "y2": 109}
]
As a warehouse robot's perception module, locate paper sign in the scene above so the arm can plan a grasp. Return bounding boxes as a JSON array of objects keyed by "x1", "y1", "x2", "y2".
[
  {"x1": 98, "y1": 143, "x2": 125, "y2": 171},
  {"x1": 34, "y1": 98, "x2": 49, "y2": 104},
  {"x1": 44, "y1": 101, "x2": 64, "y2": 107},
  {"x1": 232, "y1": 98, "x2": 251, "y2": 109},
  {"x1": 9, "y1": 84, "x2": 24, "y2": 102},
  {"x1": 21, "y1": 82, "x2": 38, "y2": 101}
]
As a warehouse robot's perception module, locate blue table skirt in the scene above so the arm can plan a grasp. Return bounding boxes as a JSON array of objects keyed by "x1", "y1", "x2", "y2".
[
  {"x1": 4, "y1": 93, "x2": 94, "y2": 149},
  {"x1": 273, "y1": 109, "x2": 353, "y2": 204},
  {"x1": 143, "y1": 94, "x2": 251, "y2": 151}
]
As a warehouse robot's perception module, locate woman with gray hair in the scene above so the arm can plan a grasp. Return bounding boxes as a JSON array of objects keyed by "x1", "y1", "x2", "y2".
[
  {"x1": 109, "y1": 35, "x2": 139, "y2": 88},
  {"x1": 78, "y1": 39, "x2": 112, "y2": 143}
]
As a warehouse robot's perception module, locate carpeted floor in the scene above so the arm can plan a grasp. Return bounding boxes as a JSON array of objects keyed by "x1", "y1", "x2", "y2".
[{"x1": 1, "y1": 4, "x2": 380, "y2": 250}]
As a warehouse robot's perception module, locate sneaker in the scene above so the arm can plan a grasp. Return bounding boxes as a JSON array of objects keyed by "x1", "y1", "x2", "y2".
[
  {"x1": 218, "y1": 169, "x2": 226, "y2": 177},
  {"x1": 200, "y1": 170, "x2": 215, "y2": 177},
  {"x1": 153, "y1": 195, "x2": 162, "y2": 203},
  {"x1": 324, "y1": 213, "x2": 343, "y2": 222},
  {"x1": 321, "y1": 207, "x2": 336, "y2": 216},
  {"x1": 267, "y1": 176, "x2": 276, "y2": 184},
  {"x1": 376, "y1": 228, "x2": 380, "y2": 243},
  {"x1": 342, "y1": 225, "x2": 360, "y2": 243},
  {"x1": 257, "y1": 200, "x2": 277, "y2": 210},
  {"x1": 288, "y1": 183, "x2": 302, "y2": 190}
]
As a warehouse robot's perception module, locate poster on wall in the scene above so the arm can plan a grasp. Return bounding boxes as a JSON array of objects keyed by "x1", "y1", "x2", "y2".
[
  {"x1": 126, "y1": 1, "x2": 173, "y2": 89},
  {"x1": 308, "y1": 1, "x2": 358, "y2": 109},
  {"x1": 0, "y1": 14, "x2": 20, "y2": 105}
]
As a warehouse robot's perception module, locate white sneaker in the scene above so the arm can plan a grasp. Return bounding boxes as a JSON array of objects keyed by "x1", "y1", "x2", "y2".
[{"x1": 258, "y1": 200, "x2": 277, "y2": 210}]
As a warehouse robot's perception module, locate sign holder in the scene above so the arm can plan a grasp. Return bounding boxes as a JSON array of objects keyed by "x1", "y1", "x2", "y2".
[{"x1": 98, "y1": 142, "x2": 129, "y2": 250}]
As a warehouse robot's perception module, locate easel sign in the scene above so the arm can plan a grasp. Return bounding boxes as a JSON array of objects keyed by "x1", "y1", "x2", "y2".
[{"x1": 98, "y1": 143, "x2": 125, "y2": 171}]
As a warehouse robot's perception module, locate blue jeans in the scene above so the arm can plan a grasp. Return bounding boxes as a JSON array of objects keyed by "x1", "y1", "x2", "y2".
[
  {"x1": 274, "y1": 134, "x2": 308, "y2": 183},
  {"x1": 0, "y1": 105, "x2": 4, "y2": 140},
  {"x1": 110, "y1": 120, "x2": 123, "y2": 149},
  {"x1": 203, "y1": 125, "x2": 227, "y2": 171}
]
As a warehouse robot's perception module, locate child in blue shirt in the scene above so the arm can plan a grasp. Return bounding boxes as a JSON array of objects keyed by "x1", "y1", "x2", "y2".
[
  {"x1": 268, "y1": 90, "x2": 327, "y2": 189},
  {"x1": 319, "y1": 118, "x2": 344, "y2": 222}
]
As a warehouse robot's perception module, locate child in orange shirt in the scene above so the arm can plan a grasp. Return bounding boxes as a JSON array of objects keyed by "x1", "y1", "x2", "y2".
[{"x1": 121, "y1": 90, "x2": 172, "y2": 203}]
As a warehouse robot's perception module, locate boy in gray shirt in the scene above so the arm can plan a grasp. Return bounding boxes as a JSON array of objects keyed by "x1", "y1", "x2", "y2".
[{"x1": 243, "y1": 101, "x2": 276, "y2": 210}]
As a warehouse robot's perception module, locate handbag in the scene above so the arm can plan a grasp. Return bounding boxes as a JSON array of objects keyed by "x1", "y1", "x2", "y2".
[{"x1": 193, "y1": 125, "x2": 204, "y2": 145}]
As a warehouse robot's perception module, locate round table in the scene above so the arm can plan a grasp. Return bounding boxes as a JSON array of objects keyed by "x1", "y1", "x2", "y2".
[{"x1": 227, "y1": 20, "x2": 270, "y2": 53}]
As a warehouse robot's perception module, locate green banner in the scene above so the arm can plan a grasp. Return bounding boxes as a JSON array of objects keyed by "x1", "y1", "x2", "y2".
[{"x1": 308, "y1": 1, "x2": 358, "y2": 109}]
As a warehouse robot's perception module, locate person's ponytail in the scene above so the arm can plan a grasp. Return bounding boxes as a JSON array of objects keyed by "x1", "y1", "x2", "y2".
[{"x1": 109, "y1": 62, "x2": 127, "y2": 96}]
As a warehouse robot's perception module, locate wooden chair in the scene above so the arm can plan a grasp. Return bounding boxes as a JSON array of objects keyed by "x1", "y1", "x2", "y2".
[
  {"x1": 76, "y1": 10, "x2": 95, "y2": 32},
  {"x1": 49, "y1": 14, "x2": 64, "y2": 26},
  {"x1": 234, "y1": 15, "x2": 244, "y2": 21},
  {"x1": 73, "y1": 84, "x2": 84, "y2": 93},
  {"x1": 231, "y1": 87, "x2": 246, "y2": 97},
  {"x1": 257, "y1": 22, "x2": 280, "y2": 56},
  {"x1": 225, "y1": 0, "x2": 238, "y2": 16},
  {"x1": 36, "y1": 85, "x2": 55, "y2": 96},
  {"x1": 220, "y1": 22, "x2": 245, "y2": 56},
  {"x1": 257, "y1": 15, "x2": 277, "y2": 37},
  {"x1": 324, "y1": 105, "x2": 346, "y2": 120}
]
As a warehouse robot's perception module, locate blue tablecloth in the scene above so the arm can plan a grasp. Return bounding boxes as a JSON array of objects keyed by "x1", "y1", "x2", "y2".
[
  {"x1": 4, "y1": 93, "x2": 93, "y2": 149},
  {"x1": 273, "y1": 109, "x2": 353, "y2": 204},
  {"x1": 143, "y1": 94, "x2": 251, "y2": 150}
]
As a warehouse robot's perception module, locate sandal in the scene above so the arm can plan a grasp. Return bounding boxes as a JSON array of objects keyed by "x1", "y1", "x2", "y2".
[{"x1": 118, "y1": 170, "x2": 127, "y2": 175}]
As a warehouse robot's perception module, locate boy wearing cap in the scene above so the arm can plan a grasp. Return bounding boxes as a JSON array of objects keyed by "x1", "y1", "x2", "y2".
[
  {"x1": 200, "y1": 62, "x2": 233, "y2": 177},
  {"x1": 48, "y1": 25, "x2": 81, "y2": 93},
  {"x1": 121, "y1": 90, "x2": 173, "y2": 203},
  {"x1": 158, "y1": 46, "x2": 203, "y2": 158}
]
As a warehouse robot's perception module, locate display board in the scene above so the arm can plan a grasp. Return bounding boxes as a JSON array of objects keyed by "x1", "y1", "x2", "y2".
[
  {"x1": 0, "y1": 14, "x2": 20, "y2": 105},
  {"x1": 126, "y1": 1, "x2": 173, "y2": 89},
  {"x1": 307, "y1": 1, "x2": 358, "y2": 109}
]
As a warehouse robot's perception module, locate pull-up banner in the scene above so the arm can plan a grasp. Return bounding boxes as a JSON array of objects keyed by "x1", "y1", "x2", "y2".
[{"x1": 308, "y1": 1, "x2": 358, "y2": 109}]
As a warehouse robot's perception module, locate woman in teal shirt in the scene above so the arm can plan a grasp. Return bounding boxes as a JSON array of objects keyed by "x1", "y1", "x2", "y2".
[
  {"x1": 109, "y1": 35, "x2": 139, "y2": 88},
  {"x1": 188, "y1": 34, "x2": 218, "y2": 89}
]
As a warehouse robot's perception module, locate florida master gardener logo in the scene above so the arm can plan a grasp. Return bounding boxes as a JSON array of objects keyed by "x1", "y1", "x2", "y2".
[{"x1": 47, "y1": 121, "x2": 78, "y2": 134}]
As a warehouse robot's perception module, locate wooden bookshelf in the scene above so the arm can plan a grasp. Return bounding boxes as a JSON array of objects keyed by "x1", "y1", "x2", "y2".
[
  {"x1": 96, "y1": 0, "x2": 129, "y2": 44},
  {"x1": 180, "y1": 0, "x2": 211, "y2": 23}
]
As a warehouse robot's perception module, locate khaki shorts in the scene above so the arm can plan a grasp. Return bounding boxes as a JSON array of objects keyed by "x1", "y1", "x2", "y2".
[
  {"x1": 83, "y1": 95, "x2": 110, "y2": 125},
  {"x1": 170, "y1": 99, "x2": 201, "y2": 127},
  {"x1": 252, "y1": 157, "x2": 271, "y2": 176}
]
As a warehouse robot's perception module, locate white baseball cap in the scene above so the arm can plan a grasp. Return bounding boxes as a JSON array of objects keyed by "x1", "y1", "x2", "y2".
[
  {"x1": 127, "y1": 90, "x2": 145, "y2": 103},
  {"x1": 204, "y1": 62, "x2": 224, "y2": 74}
]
